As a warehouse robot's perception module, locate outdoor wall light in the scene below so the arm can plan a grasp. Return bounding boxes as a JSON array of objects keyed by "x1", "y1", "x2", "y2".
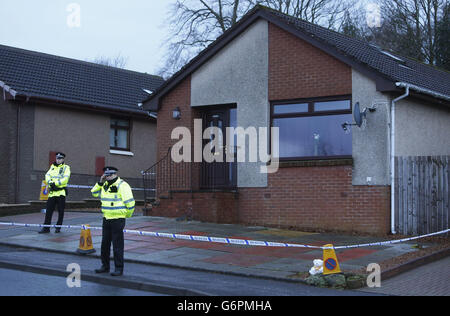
[{"x1": 173, "y1": 107, "x2": 181, "y2": 120}]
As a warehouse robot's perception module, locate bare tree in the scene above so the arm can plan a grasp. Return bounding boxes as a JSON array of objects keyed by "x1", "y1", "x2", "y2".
[
  {"x1": 339, "y1": 9, "x2": 366, "y2": 39},
  {"x1": 435, "y1": 2, "x2": 450, "y2": 70},
  {"x1": 157, "y1": 0, "x2": 252, "y2": 78},
  {"x1": 89, "y1": 53, "x2": 129, "y2": 69},
  {"x1": 158, "y1": 0, "x2": 355, "y2": 78},
  {"x1": 256, "y1": 0, "x2": 351, "y2": 28},
  {"x1": 336, "y1": 0, "x2": 449, "y2": 70}
]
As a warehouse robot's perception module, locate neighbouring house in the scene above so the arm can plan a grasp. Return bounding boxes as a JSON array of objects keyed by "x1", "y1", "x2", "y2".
[
  {"x1": 0, "y1": 44, "x2": 164, "y2": 204},
  {"x1": 142, "y1": 5, "x2": 450, "y2": 235}
]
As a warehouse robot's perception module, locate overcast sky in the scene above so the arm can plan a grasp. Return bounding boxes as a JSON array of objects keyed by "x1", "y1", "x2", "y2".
[{"x1": 0, "y1": 0, "x2": 175, "y2": 75}]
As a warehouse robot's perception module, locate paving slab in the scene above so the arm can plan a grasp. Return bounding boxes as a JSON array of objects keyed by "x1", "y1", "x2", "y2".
[{"x1": 359, "y1": 257, "x2": 450, "y2": 296}]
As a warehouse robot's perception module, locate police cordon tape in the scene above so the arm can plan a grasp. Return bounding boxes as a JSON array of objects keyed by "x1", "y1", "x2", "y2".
[
  {"x1": 66, "y1": 185, "x2": 149, "y2": 191},
  {"x1": 0, "y1": 222, "x2": 448, "y2": 250}
]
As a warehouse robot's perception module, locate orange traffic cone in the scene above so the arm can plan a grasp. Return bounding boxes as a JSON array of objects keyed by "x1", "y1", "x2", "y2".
[
  {"x1": 39, "y1": 180, "x2": 49, "y2": 201},
  {"x1": 76, "y1": 225, "x2": 96, "y2": 255}
]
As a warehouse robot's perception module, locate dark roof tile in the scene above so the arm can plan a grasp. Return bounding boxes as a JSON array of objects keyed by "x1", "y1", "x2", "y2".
[
  {"x1": 0, "y1": 44, "x2": 165, "y2": 111},
  {"x1": 144, "y1": 5, "x2": 450, "y2": 108},
  {"x1": 267, "y1": 8, "x2": 450, "y2": 97}
]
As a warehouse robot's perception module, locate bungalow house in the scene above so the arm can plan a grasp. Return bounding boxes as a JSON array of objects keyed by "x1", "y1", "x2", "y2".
[
  {"x1": 142, "y1": 6, "x2": 450, "y2": 235},
  {"x1": 0, "y1": 44, "x2": 164, "y2": 204}
]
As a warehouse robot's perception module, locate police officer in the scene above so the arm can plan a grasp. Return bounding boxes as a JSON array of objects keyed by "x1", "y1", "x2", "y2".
[
  {"x1": 39, "y1": 152, "x2": 71, "y2": 234},
  {"x1": 91, "y1": 167, "x2": 135, "y2": 277}
]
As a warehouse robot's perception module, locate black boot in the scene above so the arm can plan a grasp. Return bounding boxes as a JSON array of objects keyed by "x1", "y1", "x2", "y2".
[
  {"x1": 110, "y1": 269, "x2": 123, "y2": 277},
  {"x1": 55, "y1": 228, "x2": 61, "y2": 233},
  {"x1": 95, "y1": 266, "x2": 110, "y2": 274},
  {"x1": 38, "y1": 228, "x2": 50, "y2": 234}
]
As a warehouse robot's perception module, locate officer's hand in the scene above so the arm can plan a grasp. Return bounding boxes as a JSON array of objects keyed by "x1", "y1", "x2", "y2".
[
  {"x1": 99, "y1": 174, "x2": 106, "y2": 184},
  {"x1": 50, "y1": 183, "x2": 57, "y2": 190}
]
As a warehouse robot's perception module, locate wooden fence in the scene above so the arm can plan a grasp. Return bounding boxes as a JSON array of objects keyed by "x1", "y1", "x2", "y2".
[{"x1": 394, "y1": 156, "x2": 449, "y2": 236}]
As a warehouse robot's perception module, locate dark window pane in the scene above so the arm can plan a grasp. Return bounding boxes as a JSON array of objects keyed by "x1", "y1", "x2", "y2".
[
  {"x1": 116, "y1": 129, "x2": 128, "y2": 149},
  {"x1": 314, "y1": 100, "x2": 350, "y2": 112},
  {"x1": 110, "y1": 118, "x2": 130, "y2": 150},
  {"x1": 228, "y1": 108, "x2": 238, "y2": 155},
  {"x1": 229, "y1": 108, "x2": 237, "y2": 128},
  {"x1": 273, "y1": 103, "x2": 309, "y2": 114},
  {"x1": 273, "y1": 114, "x2": 352, "y2": 158},
  {"x1": 109, "y1": 129, "x2": 115, "y2": 148}
]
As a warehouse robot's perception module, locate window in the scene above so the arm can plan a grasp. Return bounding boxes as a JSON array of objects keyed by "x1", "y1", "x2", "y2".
[
  {"x1": 271, "y1": 96, "x2": 352, "y2": 160},
  {"x1": 273, "y1": 103, "x2": 308, "y2": 114},
  {"x1": 110, "y1": 118, "x2": 130, "y2": 151}
]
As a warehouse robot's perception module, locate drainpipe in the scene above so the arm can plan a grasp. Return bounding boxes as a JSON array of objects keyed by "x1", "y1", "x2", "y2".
[
  {"x1": 15, "y1": 102, "x2": 21, "y2": 204},
  {"x1": 390, "y1": 84, "x2": 410, "y2": 235}
]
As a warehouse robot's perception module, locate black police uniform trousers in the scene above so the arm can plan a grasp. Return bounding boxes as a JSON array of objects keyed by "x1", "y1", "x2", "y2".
[
  {"x1": 101, "y1": 217, "x2": 126, "y2": 270},
  {"x1": 44, "y1": 196, "x2": 66, "y2": 228}
]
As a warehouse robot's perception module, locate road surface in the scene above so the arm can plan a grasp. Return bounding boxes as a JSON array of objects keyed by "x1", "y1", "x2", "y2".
[
  {"x1": 0, "y1": 244, "x2": 376, "y2": 296},
  {"x1": 0, "y1": 267, "x2": 164, "y2": 296}
]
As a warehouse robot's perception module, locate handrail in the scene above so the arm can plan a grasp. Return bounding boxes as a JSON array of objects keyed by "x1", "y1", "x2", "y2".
[
  {"x1": 141, "y1": 147, "x2": 172, "y2": 176},
  {"x1": 142, "y1": 146, "x2": 192, "y2": 204}
]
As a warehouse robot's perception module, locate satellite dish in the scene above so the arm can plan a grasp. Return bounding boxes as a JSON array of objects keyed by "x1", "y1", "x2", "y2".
[
  {"x1": 341, "y1": 102, "x2": 371, "y2": 133},
  {"x1": 354, "y1": 102, "x2": 367, "y2": 127}
]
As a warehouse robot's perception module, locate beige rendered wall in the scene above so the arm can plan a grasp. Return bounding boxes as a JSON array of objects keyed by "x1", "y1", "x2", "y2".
[
  {"x1": 33, "y1": 105, "x2": 157, "y2": 179},
  {"x1": 191, "y1": 19, "x2": 269, "y2": 188},
  {"x1": 352, "y1": 69, "x2": 391, "y2": 185}
]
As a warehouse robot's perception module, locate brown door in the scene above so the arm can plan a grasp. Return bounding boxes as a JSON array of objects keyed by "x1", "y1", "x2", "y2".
[{"x1": 201, "y1": 108, "x2": 237, "y2": 189}]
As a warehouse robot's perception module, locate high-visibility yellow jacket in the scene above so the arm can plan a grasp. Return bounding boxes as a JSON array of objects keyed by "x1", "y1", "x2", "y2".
[
  {"x1": 91, "y1": 177, "x2": 135, "y2": 220},
  {"x1": 45, "y1": 163, "x2": 71, "y2": 198}
]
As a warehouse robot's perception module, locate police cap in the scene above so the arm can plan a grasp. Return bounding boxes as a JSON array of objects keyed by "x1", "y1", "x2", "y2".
[{"x1": 103, "y1": 166, "x2": 118, "y2": 176}]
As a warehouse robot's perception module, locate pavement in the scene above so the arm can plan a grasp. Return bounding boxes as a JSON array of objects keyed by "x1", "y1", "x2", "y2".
[
  {"x1": 0, "y1": 211, "x2": 448, "y2": 295},
  {"x1": 361, "y1": 256, "x2": 450, "y2": 296}
]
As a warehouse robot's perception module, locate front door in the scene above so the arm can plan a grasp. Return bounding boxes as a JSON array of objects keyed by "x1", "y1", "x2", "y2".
[{"x1": 201, "y1": 107, "x2": 237, "y2": 189}]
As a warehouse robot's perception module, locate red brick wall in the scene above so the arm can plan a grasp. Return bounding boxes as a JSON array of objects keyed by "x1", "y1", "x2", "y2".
[
  {"x1": 149, "y1": 191, "x2": 239, "y2": 224},
  {"x1": 268, "y1": 23, "x2": 352, "y2": 100},
  {"x1": 239, "y1": 165, "x2": 390, "y2": 235},
  {"x1": 156, "y1": 76, "x2": 202, "y2": 194},
  {"x1": 157, "y1": 76, "x2": 192, "y2": 161},
  {"x1": 151, "y1": 165, "x2": 390, "y2": 234}
]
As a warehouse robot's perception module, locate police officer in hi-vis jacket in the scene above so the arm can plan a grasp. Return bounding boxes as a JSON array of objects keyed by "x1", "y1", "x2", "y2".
[
  {"x1": 91, "y1": 167, "x2": 135, "y2": 277},
  {"x1": 39, "y1": 152, "x2": 71, "y2": 234}
]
